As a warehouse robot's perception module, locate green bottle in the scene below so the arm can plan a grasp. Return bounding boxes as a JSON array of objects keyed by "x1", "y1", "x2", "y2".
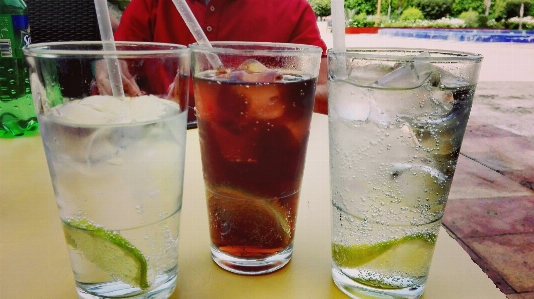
[{"x1": 0, "y1": 0, "x2": 37, "y2": 138}]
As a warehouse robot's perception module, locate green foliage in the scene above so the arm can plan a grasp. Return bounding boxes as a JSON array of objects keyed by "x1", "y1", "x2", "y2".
[
  {"x1": 459, "y1": 9, "x2": 480, "y2": 26},
  {"x1": 452, "y1": 0, "x2": 485, "y2": 16},
  {"x1": 346, "y1": 8, "x2": 358, "y2": 21},
  {"x1": 493, "y1": 0, "x2": 509, "y2": 20},
  {"x1": 345, "y1": 0, "x2": 376, "y2": 15},
  {"x1": 396, "y1": 0, "x2": 416, "y2": 13},
  {"x1": 373, "y1": 0, "x2": 412, "y2": 20},
  {"x1": 486, "y1": 19, "x2": 506, "y2": 28},
  {"x1": 400, "y1": 6, "x2": 425, "y2": 20},
  {"x1": 412, "y1": 0, "x2": 454, "y2": 19},
  {"x1": 478, "y1": 14, "x2": 489, "y2": 26},
  {"x1": 338, "y1": 0, "x2": 534, "y2": 28},
  {"x1": 379, "y1": 17, "x2": 466, "y2": 27},
  {"x1": 309, "y1": 0, "x2": 331, "y2": 17},
  {"x1": 503, "y1": 0, "x2": 533, "y2": 19},
  {"x1": 379, "y1": 0, "x2": 394, "y2": 18},
  {"x1": 348, "y1": 13, "x2": 377, "y2": 27}
]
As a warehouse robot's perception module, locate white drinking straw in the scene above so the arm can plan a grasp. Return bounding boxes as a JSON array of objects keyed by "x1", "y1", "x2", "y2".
[
  {"x1": 94, "y1": 0, "x2": 125, "y2": 98},
  {"x1": 171, "y1": 0, "x2": 223, "y2": 68},
  {"x1": 331, "y1": 0, "x2": 348, "y2": 77},
  {"x1": 331, "y1": 0, "x2": 346, "y2": 53}
]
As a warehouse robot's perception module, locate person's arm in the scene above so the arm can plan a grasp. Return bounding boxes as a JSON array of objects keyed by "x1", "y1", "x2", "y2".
[
  {"x1": 110, "y1": 11, "x2": 120, "y2": 32},
  {"x1": 285, "y1": 0, "x2": 329, "y2": 114},
  {"x1": 313, "y1": 57, "x2": 328, "y2": 115}
]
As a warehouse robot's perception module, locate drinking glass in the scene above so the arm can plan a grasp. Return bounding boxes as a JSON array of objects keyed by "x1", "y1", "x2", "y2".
[
  {"x1": 328, "y1": 48, "x2": 483, "y2": 299},
  {"x1": 24, "y1": 41, "x2": 190, "y2": 299},
  {"x1": 191, "y1": 42, "x2": 322, "y2": 275}
]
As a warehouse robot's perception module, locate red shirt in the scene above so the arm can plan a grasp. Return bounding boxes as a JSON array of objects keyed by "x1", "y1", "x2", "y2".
[
  {"x1": 115, "y1": 0, "x2": 327, "y2": 54},
  {"x1": 115, "y1": 0, "x2": 327, "y2": 123}
]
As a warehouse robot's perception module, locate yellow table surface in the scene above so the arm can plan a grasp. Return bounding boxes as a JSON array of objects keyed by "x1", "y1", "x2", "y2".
[{"x1": 0, "y1": 113, "x2": 505, "y2": 299}]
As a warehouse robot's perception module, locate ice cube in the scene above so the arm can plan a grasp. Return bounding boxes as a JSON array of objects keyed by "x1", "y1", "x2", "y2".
[
  {"x1": 228, "y1": 70, "x2": 247, "y2": 82},
  {"x1": 210, "y1": 124, "x2": 260, "y2": 163},
  {"x1": 285, "y1": 117, "x2": 310, "y2": 146},
  {"x1": 45, "y1": 95, "x2": 177, "y2": 165},
  {"x1": 429, "y1": 88, "x2": 454, "y2": 112},
  {"x1": 56, "y1": 138, "x2": 183, "y2": 230},
  {"x1": 387, "y1": 163, "x2": 449, "y2": 220},
  {"x1": 400, "y1": 124, "x2": 421, "y2": 148},
  {"x1": 411, "y1": 87, "x2": 473, "y2": 156},
  {"x1": 329, "y1": 80, "x2": 370, "y2": 122},
  {"x1": 127, "y1": 95, "x2": 172, "y2": 123},
  {"x1": 51, "y1": 95, "x2": 173, "y2": 125},
  {"x1": 53, "y1": 96, "x2": 126, "y2": 124},
  {"x1": 239, "y1": 83, "x2": 284, "y2": 120},
  {"x1": 228, "y1": 70, "x2": 283, "y2": 83},
  {"x1": 367, "y1": 96, "x2": 394, "y2": 128},
  {"x1": 439, "y1": 71, "x2": 470, "y2": 90},
  {"x1": 228, "y1": 59, "x2": 283, "y2": 83},
  {"x1": 374, "y1": 60, "x2": 435, "y2": 89},
  {"x1": 42, "y1": 123, "x2": 116, "y2": 164},
  {"x1": 347, "y1": 63, "x2": 394, "y2": 86},
  {"x1": 238, "y1": 59, "x2": 269, "y2": 73},
  {"x1": 372, "y1": 52, "x2": 439, "y2": 89},
  {"x1": 424, "y1": 63, "x2": 469, "y2": 90},
  {"x1": 204, "y1": 68, "x2": 232, "y2": 80}
]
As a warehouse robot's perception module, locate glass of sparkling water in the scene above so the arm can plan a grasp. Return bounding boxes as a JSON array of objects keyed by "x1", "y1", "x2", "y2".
[
  {"x1": 23, "y1": 41, "x2": 190, "y2": 299},
  {"x1": 328, "y1": 48, "x2": 482, "y2": 299}
]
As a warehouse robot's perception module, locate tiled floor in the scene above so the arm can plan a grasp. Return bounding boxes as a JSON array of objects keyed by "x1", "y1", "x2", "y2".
[
  {"x1": 318, "y1": 31, "x2": 534, "y2": 299},
  {"x1": 442, "y1": 81, "x2": 534, "y2": 298}
]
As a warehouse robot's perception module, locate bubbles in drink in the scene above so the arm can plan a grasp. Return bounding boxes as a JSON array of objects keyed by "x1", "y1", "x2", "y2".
[
  {"x1": 37, "y1": 93, "x2": 187, "y2": 297},
  {"x1": 330, "y1": 54, "x2": 477, "y2": 294},
  {"x1": 39, "y1": 95, "x2": 186, "y2": 228},
  {"x1": 194, "y1": 64, "x2": 316, "y2": 258},
  {"x1": 328, "y1": 81, "x2": 371, "y2": 122}
]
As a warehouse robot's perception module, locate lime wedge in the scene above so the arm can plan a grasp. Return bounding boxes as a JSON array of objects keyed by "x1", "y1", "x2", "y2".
[
  {"x1": 332, "y1": 232, "x2": 437, "y2": 268},
  {"x1": 209, "y1": 186, "x2": 292, "y2": 240},
  {"x1": 63, "y1": 219, "x2": 149, "y2": 290}
]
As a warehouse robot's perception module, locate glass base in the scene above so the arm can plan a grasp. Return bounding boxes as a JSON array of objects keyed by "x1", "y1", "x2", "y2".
[
  {"x1": 211, "y1": 243, "x2": 293, "y2": 275},
  {"x1": 332, "y1": 267, "x2": 426, "y2": 299},
  {"x1": 76, "y1": 271, "x2": 177, "y2": 299}
]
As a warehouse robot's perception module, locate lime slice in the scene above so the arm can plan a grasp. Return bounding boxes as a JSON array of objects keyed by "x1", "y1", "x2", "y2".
[
  {"x1": 332, "y1": 232, "x2": 437, "y2": 269},
  {"x1": 63, "y1": 219, "x2": 149, "y2": 290},
  {"x1": 209, "y1": 186, "x2": 292, "y2": 239},
  {"x1": 207, "y1": 185, "x2": 294, "y2": 257}
]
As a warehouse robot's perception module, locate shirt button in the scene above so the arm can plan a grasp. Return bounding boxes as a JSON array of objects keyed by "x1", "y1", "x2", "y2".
[
  {"x1": 206, "y1": 26, "x2": 213, "y2": 32},
  {"x1": 210, "y1": 6, "x2": 215, "y2": 11}
]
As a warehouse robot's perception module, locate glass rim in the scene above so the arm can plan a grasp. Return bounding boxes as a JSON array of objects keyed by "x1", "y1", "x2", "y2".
[
  {"x1": 23, "y1": 41, "x2": 188, "y2": 58},
  {"x1": 190, "y1": 41, "x2": 323, "y2": 56},
  {"x1": 328, "y1": 47, "x2": 483, "y2": 62}
]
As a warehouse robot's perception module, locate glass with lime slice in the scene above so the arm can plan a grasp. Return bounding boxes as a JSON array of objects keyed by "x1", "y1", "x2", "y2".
[
  {"x1": 63, "y1": 219, "x2": 150, "y2": 290},
  {"x1": 24, "y1": 42, "x2": 189, "y2": 299},
  {"x1": 328, "y1": 48, "x2": 482, "y2": 299}
]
